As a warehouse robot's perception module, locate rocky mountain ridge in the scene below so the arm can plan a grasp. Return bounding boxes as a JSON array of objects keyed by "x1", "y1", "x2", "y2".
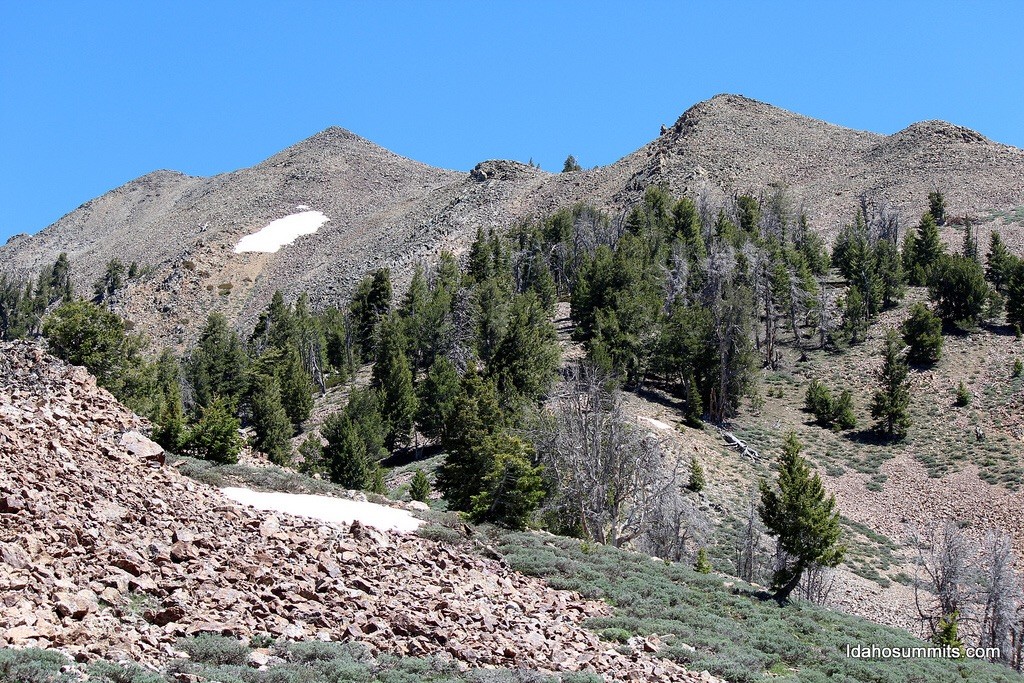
[
  {"x1": 0, "y1": 340, "x2": 719, "y2": 681},
  {"x1": 2, "y1": 94, "x2": 1023, "y2": 347}
]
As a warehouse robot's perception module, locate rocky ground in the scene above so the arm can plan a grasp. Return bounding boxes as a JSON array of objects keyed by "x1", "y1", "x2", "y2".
[{"x1": 0, "y1": 341, "x2": 719, "y2": 682}]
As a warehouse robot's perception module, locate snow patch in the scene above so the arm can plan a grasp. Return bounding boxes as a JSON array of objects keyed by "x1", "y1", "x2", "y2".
[
  {"x1": 233, "y1": 209, "x2": 329, "y2": 253},
  {"x1": 220, "y1": 487, "x2": 422, "y2": 533},
  {"x1": 639, "y1": 416, "x2": 672, "y2": 431}
]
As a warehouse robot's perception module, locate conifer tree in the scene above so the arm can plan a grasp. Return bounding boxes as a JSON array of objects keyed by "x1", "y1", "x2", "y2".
[
  {"x1": 435, "y1": 366, "x2": 504, "y2": 511},
  {"x1": 416, "y1": 356, "x2": 462, "y2": 441},
  {"x1": 184, "y1": 397, "x2": 242, "y2": 464},
  {"x1": 278, "y1": 347, "x2": 314, "y2": 432},
  {"x1": 469, "y1": 435, "x2": 544, "y2": 529},
  {"x1": 322, "y1": 388, "x2": 387, "y2": 490},
  {"x1": 409, "y1": 469, "x2": 431, "y2": 503},
  {"x1": 1007, "y1": 262, "x2": 1024, "y2": 330},
  {"x1": 350, "y1": 269, "x2": 392, "y2": 357},
  {"x1": 928, "y1": 255, "x2": 990, "y2": 329},
  {"x1": 688, "y1": 456, "x2": 706, "y2": 492},
  {"x1": 561, "y1": 155, "x2": 581, "y2": 173},
  {"x1": 186, "y1": 312, "x2": 248, "y2": 412},
  {"x1": 489, "y1": 291, "x2": 560, "y2": 406},
  {"x1": 870, "y1": 331, "x2": 912, "y2": 439},
  {"x1": 249, "y1": 374, "x2": 293, "y2": 464},
  {"x1": 904, "y1": 212, "x2": 945, "y2": 286},
  {"x1": 928, "y1": 190, "x2": 947, "y2": 226},
  {"x1": 901, "y1": 303, "x2": 943, "y2": 365},
  {"x1": 986, "y1": 231, "x2": 1018, "y2": 293},
  {"x1": 371, "y1": 313, "x2": 417, "y2": 450},
  {"x1": 758, "y1": 432, "x2": 844, "y2": 602}
]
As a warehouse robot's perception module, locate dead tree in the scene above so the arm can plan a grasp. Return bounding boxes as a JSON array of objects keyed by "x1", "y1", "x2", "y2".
[
  {"x1": 912, "y1": 521, "x2": 977, "y2": 638},
  {"x1": 534, "y1": 362, "x2": 682, "y2": 548}
]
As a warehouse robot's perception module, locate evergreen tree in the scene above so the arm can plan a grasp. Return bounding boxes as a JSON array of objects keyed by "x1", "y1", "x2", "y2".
[
  {"x1": 151, "y1": 348, "x2": 185, "y2": 451},
  {"x1": 695, "y1": 548, "x2": 712, "y2": 574},
  {"x1": 758, "y1": 432, "x2": 845, "y2": 602},
  {"x1": 473, "y1": 276, "x2": 511, "y2": 367},
  {"x1": 42, "y1": 300, "x2": 149, "y2": 405},
  {"x1": 870, "y1": 331, "x2": 912, "y2": 440},
  {"x1": 928, "y1": 190, "x2": 946, "y2": 226},
  {"x1": 93, "y1": 258, "x2": 126, "y2": 302},
  {"x1": 184, "y1": 397, "x2": 242, "y2": 464},
  {"x1": 688, "y1": 455, "x2": 706, "y2": 492},
  {"x1": 322, "y1": 388, "x2": 387, "y2": 490},
  {"x1": 435, "y1": 366, "x2": 504, "y2": 511},
  {"x1": 839, "y1": 285, "x2": 868, "y2": 344},
  {"x1": 185, "y1": 312, "x2": 248, "y2": 412},
  {"x1": 561, "y1": 154, "x2": 582, "y2": 173},
  {"x1": 416, "y1": 356, "x2": 462, "y2": 441},
  {"x1": 986, "y1": 231, "x2": 1018, "y2": 293},
  {"x1": 278, "y1": 348, "x2": 314, "y2": 432},
  {"x1": 49, "y1": 253, "x2": 73, "y2": 303},
  {"x1": 904, "y1": 212, "x2": 945, "y2": 286},
  {"x1": 1006, "y1": 262, "x2": 1024, "y2": 330},
  {"x1": 350, "y1": 269, "x2": 392, "y2": 357},
  {"x1": 371, "y1": 313, "x2": 417, "y2": 450},
  {"x1": 873, "y1": 239, "x2": 906, "y2": 309},
  {"x1": 928, "y1": 255, "x2": 990, "y2": 329},
  {"x1": 409, "y1": 469, "x2": 431, "y2": 503},
  {"x1": 468, "y1": 435, "x2": 544, "y2": 529},
  {"x1": 901, "y1": 303, "x2": 944, "y2": 365},
  {"x1": 962, "y1": 219, "x2": 979, "y2": 262},
  {"x1": 249, "y1": 374, "x2": 293, "y2": 464},
  {"x1": 489, "y1": 291, "x2": 560, "y2": 406},
  {"x1": 672, "y1": 197, "x2": 706, "y2": 264}
]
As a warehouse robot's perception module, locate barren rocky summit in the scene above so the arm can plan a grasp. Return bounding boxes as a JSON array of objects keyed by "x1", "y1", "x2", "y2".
[
  {"x1": 0, "y1": 341, "x2": 718, "y2": 681},
  {"x1": 2, "y1": 94, "x2": 1022, "y2": 347}
]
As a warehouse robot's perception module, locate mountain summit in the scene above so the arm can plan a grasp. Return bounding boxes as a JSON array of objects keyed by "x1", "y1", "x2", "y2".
[{"x1": 2, "y1": 95, "x2": 1022, "y2": 345}]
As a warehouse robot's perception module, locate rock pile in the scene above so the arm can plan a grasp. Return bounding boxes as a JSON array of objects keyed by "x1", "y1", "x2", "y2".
[{"x1": 0, "y1": 342, "x2": 716, "y2": 681}]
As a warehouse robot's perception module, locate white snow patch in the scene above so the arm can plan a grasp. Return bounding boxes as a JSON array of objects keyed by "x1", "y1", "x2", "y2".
[
  {"x1": 220, "y1": 487, "x2": 422, "y2": 533},
  {"x1": 639, "y1": 416, "x2": 672, "y2": 431},
  {"x1": 295, "y1": 204, "x2": 310, "y2": 211},
  {"x1": 233, "y1": 210, "x2": 329, "y2": 253}
]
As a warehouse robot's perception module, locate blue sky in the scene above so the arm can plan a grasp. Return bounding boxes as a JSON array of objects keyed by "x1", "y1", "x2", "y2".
[{"x1": 1, "y1": 1, "x2": 1022, "y2": 244}]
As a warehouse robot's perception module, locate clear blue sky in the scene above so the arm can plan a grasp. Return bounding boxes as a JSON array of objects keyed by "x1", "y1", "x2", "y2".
[{"x1": 2, "y1": 1, "x2": 1022, "y2": 243}]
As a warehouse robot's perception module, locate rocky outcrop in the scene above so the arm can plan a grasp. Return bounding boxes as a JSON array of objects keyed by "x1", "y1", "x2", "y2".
[{"x1": 0, "y1": 341, "x2": 716, "y2": 681}]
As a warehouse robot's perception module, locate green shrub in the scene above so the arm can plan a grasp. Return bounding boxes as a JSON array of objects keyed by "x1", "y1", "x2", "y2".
[
  {"x1": 695, "y1": 548, "x2": 712, "y2": 574},
  {"x1": 0, "y1": 649, "x2": 71, "y2": 683},
  {"x1": 176, "y1": 634, "x2": 251, "y2": 665},
  {"x1": 86, "y1": 661, "x2": 166, "y2": 683},
  {"x1": 1013, "y1": 359, "x2": 1023, "y2": 378}
]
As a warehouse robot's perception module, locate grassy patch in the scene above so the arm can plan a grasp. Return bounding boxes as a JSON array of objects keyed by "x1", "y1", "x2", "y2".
[{"x1": 495, "y1": 532, "x2": 1023, "y2": 683}]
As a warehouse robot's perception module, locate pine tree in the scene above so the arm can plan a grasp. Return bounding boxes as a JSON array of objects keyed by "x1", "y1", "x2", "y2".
[
  {"x1": 695, "y1": 548, "x2": 712, "y2": 574},
  {"x1": 870, "y1": 331, "x2": 912, "y2": 440},
  {"x1": 435, "y1": 366, "x2": 504, "y2": 511},
  {"x1": 904, "y1": 212, "x2": 945, "y2": 286},
  {"x1": 468, "y1": 435, "x2": 544, "y2": 530},
  {"x1": 901, "y1": 303, "x2": 944, "y2": 365},
  {"x1": 839, "y1": 285, "x2": 868, "y2": 344},
  {"x1": 371, "y1": 313, "x2": 417, "y2": 450},
  {"x1": 561, "y1": 154, "x2": 582, "y2": 173},
  {"x1": 928, "y1": 190, "x2": 947, "y2": 226},
  {"x1": 929, "y1": 255, "x2": 990, "y2": 330},
  {"x1": 758, "y1": 432, "x2": 845, "y2": 602},
  {"x1": 489, "y1": 291, "x2": 560, "y2": 406},
  {"x1": 409, "y1": 469, "x2": 431, "y2": 503},
  {"x1": 350, "y1": 269, "x2": 392, "y2": 357},
  {"x1": 278, "y1": 348, "x2": 314, "y2": 431},
  {"x1": 416, "y1": 356, "x2": 462, "y2": 441},
  {"x1": 688, "y1": 456, "x2": 706, "y2": 492},
  {"x1": 249, "y1": 374, "x2": 293, "y2": 464},
  {"x1": 986, "y1": 231, "x2": 1018, "y2": 293},
  {"x1": 185, "y1": 312, "x2": 248, "y2": 412},
  {"x1": 1007, "y1": 262, "x2": 1024, "y2": 330},
  {"x1": 322, "y1": 388, "x2": 387, "y2": 490},
  {"x1": 151, "y1": 348, "x2": 185, "y2": 451},
  {"x1": 184, "y1": 397, "x2": 242, "y2": 464}
]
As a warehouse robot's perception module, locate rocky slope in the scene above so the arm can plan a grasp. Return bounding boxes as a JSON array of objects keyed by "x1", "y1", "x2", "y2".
[
  {"x1": 0, "y1": 341, "x2": 717, "y2": 681},
  {"x1": 2, "y1": 94, "x2": 1023, "y2": 347}
]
